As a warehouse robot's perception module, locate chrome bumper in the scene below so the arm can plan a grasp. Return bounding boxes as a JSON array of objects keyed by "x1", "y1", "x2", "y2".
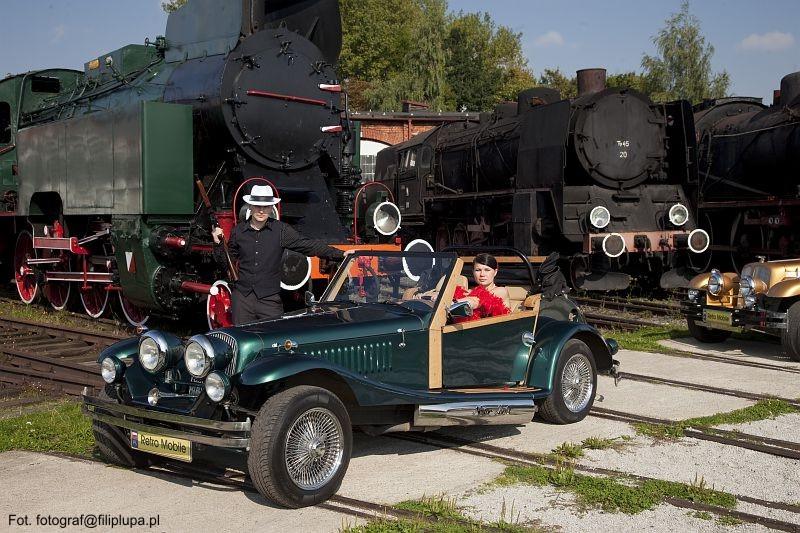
[
  {"x1": 82, "y1": 388, "x2": 251, "y2": 449},
  {"x1": 413, "y1": 399, "x2": 537, "y2": 427},
  {"x1": 681, "y1": 302, "x2": 788, "y2": 330}
]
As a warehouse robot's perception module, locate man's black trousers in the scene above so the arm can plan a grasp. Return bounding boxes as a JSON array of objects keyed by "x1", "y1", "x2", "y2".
[{"x1": 231, "y1": 287, "x2": 283, "y2": 325}]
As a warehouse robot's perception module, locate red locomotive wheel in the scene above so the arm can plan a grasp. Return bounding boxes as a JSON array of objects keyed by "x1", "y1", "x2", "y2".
[
  {"x1": 41, "y1": 222, "x2": 72, "y2": 311},
  {"x1": 117, "y1": 293, "x2": 150, "y2": 327},
  {"x1": 14, "y1": 231, "x2": 39, "y2": 305},
  {"x1": 207, "y1": 280, "x2": 233, "y2": 329},
  {"x1": 80, "y1": 265, "x2": 110, "y2": 319},
  {"x1": 44, "y1": 276, "x2": 71, "y2": 311}
]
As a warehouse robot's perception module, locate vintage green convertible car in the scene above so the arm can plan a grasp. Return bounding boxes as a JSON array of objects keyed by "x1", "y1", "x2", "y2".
[{"x1": 82, "y1": 249, "x2": 618, "y2": 508}]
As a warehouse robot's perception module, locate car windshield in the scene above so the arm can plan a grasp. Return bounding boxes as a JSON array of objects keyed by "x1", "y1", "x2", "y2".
[{"x1": 323, "y1": 252, "x2": 457, "y2": 308}]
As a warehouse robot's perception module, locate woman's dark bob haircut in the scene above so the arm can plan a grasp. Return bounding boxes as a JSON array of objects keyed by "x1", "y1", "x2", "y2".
[{"x1": 473, "y1": 253, "x2": 498, "y2": 270}]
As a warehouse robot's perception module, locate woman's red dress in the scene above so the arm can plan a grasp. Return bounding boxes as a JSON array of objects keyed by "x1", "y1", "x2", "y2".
[{"x1": 453, "y1": 285, "x2": 510, "y2": 322}]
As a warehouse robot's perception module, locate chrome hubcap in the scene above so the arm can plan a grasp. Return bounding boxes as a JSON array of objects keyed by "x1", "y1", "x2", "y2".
[
  {"x1": 285, "y1": 407, "x2": 344, "y2": 490},
  {"x1": 561, "y1": 353, "x2": 593, "y2": 413}
]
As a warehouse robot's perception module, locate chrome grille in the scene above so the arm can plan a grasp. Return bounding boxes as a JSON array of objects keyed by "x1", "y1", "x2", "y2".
[{"x1": 207, "y1": 332, "x2": 238, "y2": 375}]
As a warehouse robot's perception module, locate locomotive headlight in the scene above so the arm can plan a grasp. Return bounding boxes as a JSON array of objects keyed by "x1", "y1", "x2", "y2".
[
  {"x1": 589, "y1": 206, "x2": 611, "y2": 229},
  {"x1": 205, "y1": 371, "x2": 230, "y2": 403},
  {"x1": 668, "y1": 204, "x2": 689, "y2": 226},
  {"x1": 707, "y1": 269, "x2": 724, "y2": 296},
  {"x1": 738, "y1": 276, "x2": 755, "y2": 298}
]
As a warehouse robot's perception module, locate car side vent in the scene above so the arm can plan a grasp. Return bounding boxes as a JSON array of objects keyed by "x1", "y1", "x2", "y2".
[
  {"x1": 207, "y1": 332, "x2": 238, "y2": 374},
  {"x1": 309, "y1": 342, "x2": 393, "y2": 374}
]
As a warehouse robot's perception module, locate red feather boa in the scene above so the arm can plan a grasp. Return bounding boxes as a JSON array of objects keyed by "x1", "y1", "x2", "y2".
[{"x1": 453, "y1": 285, "x2": 510, "y2": 322}]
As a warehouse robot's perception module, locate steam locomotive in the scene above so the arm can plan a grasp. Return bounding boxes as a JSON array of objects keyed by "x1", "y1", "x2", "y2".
[
  {"x1": 693, "y1": 71, "x2": 800, "y2": 272},
  {"x1": 0, "y1": 0, "x2": 402, "y2": 327},
  {"x1": 372, "y1": 69, "x2": 710, "y2": 290}
]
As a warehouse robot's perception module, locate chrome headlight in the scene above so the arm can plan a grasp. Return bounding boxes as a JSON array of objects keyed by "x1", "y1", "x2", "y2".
[
  {"x1": 707, "y1": 269, "x2": 724, "y2": 296},
  {"x1": 138, "y1": 331, "x2": 182, "y2": 373},
  {"x1": 738, "y1": 275, "x2": 755, "y2": 298},
  {"x1": 744, "y1": 295, "x2": 757, "y2": 309},
  {"x1": 589, "y1": 206, "x2": 611, "y2": 229},
  {"x1": 687, "y1": 289, "x2": 700, "y2": 302},
  {"x1": 205, "y1": 371, "x2": 231, "y2": 403},
  {"x1": 184, "y1": 335, "x2": 214, "y2": 378},
  {"x1": 668, "y1": 203, "x2": 689, "y2": 226},
  {"x1": 100, "y1": 356, "x2": 123, "y2": 384}
]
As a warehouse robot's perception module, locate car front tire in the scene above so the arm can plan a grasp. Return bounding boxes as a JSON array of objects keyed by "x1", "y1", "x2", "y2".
[
  {"x1": 92, "y1": 387, "x2": 149, "y2": 468},
  {"x1": 538, "y1": 339, "x2": 597, "y2": 424},
  {"x1": 687, "y1": 318, "x2": 731, "y2": 343},
  {"x1": 247, "y1": 385, "x2": 352, "y2": 508},
  {"x1": 781, "y1": 302, "x2": 800, "y2": 362}
]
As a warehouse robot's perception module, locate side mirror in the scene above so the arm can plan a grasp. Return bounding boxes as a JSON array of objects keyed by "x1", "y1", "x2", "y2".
[
  {"x1": 447, "y1": 300, "x2": 473, "y2": 318},
  {"x1": 304, "y1": 290, "x2": 317, "y2": 307}
]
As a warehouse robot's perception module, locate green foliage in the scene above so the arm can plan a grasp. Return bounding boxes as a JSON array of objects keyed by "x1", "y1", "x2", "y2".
[
  {"x1": 641, "y1": 1, "x2": 729, "y2": 103},
  {"x1": 395, "y1": 495, "x2": 463, "y2": 520},
  {"x1": 536, "y1": 69, "x2": 653, "y2": 100},
  {"x1": 635, "y1": 399, "x2": 798, "y2": 439},
  {"x1": 581, "y1": 436, "x2": 627, "y2": 451},
  {"x1": 551, "y1": 441, "x2": 584, "y2": 459},
  {"x1": 495, "y1": 464, "x2": 736, "y2": 515},
  {"x1": 0, "y1": 401, "x2": 94, "y2": 456},
  {"x1": 161, "y1": 0, "x2": 188, "y2": 13},
  {"x1": 602, "y1": 326, "x2": 690, "y2": 353}
]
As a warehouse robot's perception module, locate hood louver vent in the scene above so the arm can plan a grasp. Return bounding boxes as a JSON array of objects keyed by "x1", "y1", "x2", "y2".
[{"x1": 309, "y1": 341, "x2": 393, "y2": 374}]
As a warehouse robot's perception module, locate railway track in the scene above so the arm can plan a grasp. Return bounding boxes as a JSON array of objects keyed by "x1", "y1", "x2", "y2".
[
  {"x1": 0, "y1": 316, "x2": 117, "y2": 395},
  {"x1": 591, "y1": 406, "x2": 800, "y2": 461},
  {"x1": 391, "y1": 432, "x2": 800, "y2": 532},
  {"x1": 574, "y1": 295, "x2": 682, "y2": 317}
]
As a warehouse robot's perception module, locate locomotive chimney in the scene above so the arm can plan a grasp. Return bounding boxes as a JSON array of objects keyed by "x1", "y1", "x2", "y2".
[
  {"x1": 779, "y1": 71, "x2": 800, "y2": 106},
  {"x1": 773, "y1": 90, "x2": 781, "y2": 107},
  {"x1": 576, "y1": 68, "x2": 607, "y2": 97}
]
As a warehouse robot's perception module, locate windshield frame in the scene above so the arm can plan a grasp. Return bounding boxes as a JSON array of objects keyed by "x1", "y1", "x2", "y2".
[{"x1": 320, "y1": 250, "x2": 459, "y2": 319}]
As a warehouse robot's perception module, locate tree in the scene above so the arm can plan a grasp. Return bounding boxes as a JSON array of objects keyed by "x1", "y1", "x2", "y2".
[
  {"x1": 161, "y1": 0, "x2": 187, "y2": 13},
  {"x1": 445, "y1": 12, "x2": 534, "y2": 111},
  {"x1": 641, "y1": 1, "x2": 729, "y2": 103},
  {"x1": 537, "y1": 68, "x2": 577, "y2": 99}
]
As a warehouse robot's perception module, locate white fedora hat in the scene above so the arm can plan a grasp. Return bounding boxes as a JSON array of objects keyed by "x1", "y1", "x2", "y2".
[{"x1": 243, "y1": 184, "x2": 281, "y2": 206}]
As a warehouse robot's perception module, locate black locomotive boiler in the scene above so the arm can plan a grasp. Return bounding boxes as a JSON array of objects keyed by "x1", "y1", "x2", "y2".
[
  {"x1": 373, "y1": 69, "x2": 709, "y2": 290},
  {"x1": 694, "y1": 71, "x2": 800, "y2": 271}
]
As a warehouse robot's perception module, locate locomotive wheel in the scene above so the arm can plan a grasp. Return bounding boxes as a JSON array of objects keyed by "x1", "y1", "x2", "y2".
[
  {"x1": 14, "y1": 231, "x2": 39, "y2": 304},
  {"x1": 730, "y1": 211, "x2": 765, "y2": 274},
  {"x1": 80, "y1": 263, "x2": 110, "y2": 319},
  {"x1": 207, "y1": 280, "x2": 233, "y2": 330},
  {"x1": 41, "y1": 221, "x2": 72, "y2": 311},
  {"x1": 117, "y1": 293, "x2": 150, "y2": 327}
]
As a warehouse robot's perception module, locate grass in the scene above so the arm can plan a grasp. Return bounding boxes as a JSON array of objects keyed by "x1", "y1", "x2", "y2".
[
  {"x1": 550, "y1": 442, "x2": 584, "y2": 459},
  {"x1": 344, "y1": 495, "x2": 539, "y2": 533},
  {"x1": 0, "y1": 401, "x2": 93, "y2": 456},
  {"x1": 634, "y1": 399, "x2": 798, "y2": 439},
  {"x1": 600, "y1": 326, "x2": 690, "y2": 353},
  {"x1": 493, "y1": 464, "x2": 736, "y2": 515},
  {"x1": 580, "y1": 436, "x2": 629, "y2": 451}
]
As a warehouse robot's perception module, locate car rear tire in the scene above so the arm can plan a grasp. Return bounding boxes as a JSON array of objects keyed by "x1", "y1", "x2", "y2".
[
  {"x1": 247, "y1": 385, "x2": 352, "y2": 508},
  {"x1": 781, "y1": 302, "x2": 800, "y2": 362},
  {"x1": 538, "y1": 339, "x2": 597, "y2": 424},
  {"x1": 687, "y1": 318, "x2": 731, "y2": 343},
  {"x1": 92, "y1": 387, "x2": 149, "y2": 468}
]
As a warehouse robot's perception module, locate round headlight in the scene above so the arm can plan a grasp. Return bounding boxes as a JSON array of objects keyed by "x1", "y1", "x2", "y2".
[
  {"x1": 205, "y1": 371, "x2": 230, "y2": 403},
  {"x1": 100, "y1": 357, "x2": 118, "y2": 384},
  {"x1": 589, "y1": 206, "x2": 611, "y2": 229},
  {"x1": 184, "y1": 341, "x2": 210, "y2": 377},
  {"x1": 668, "y1": 204, "x2": 689, "y2": 226},
  {"x1": 687, "y1": 289, "x2": 700, "y2": 302},
  {"x1": 139, "y1": 337, "x2": 163, "y2": 372},
  {"x1": 739, "y1": 276, "x2": 755, "y2": 298},
  {"x1": 707, "y1": 269, "x2": 724, "y2": 296}
]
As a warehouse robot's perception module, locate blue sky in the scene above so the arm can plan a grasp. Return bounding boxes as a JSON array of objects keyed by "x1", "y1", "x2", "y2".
[{"x1": 1, "y1": 1, "x2": 797, "y2": 104}]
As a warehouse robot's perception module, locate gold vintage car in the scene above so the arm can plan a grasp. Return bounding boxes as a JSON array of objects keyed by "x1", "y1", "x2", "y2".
[{"x1": 682, "y1": 258, "x2": 800, "y2": 361}]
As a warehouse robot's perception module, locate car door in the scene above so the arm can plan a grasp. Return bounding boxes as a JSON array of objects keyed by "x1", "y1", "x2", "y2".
[{"x1": 440, "y1": 311, "x2": 538, "y2": 388}]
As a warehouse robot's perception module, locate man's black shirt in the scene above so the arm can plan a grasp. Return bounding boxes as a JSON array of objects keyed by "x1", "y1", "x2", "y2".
[{"x1": 213, "y1": 219, "x2": 344, "y2": 298}]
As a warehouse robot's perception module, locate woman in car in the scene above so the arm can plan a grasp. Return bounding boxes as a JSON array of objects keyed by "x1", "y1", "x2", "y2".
[{"x1": 453, "y1": 253, "x2": 510, "y2": 322}]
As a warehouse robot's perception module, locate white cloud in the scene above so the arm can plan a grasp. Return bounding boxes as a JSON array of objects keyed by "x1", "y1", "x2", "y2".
[
  {"x1": 51, "y1": 24, "x2": 66, "y2": 44},
  {"x1": 534, "y1": 31, "x2": 565, "y2": 48},
  {"x1": 740, "y1": 31, "x2": 794, "y2": 52}
]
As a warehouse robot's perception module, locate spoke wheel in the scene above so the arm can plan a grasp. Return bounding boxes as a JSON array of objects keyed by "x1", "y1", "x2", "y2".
[
  {"x1": 248, "y1": 385, "x2": 352, "y2": 508},
  {"x1": 14, "y1": 230, "x2": 38, "y2": 304},
  {"x1": 118, "y1": 292, "x2": 150, "y2": 327},
  {"x1": 41, "y1": 221, "x2": 72, "y2": 311},
  {"x1": 207, "y1": 280, "x2": 233, "y2": 329},
  {"x1": 284, "y1": 407, "x2": 345, "y2": 491},
  {"x1": 538, "y1": 339, "x2": 597, "y2": 424},
  {"x1": 80, "y1": 263, "x2": 110, "y2": 319}
]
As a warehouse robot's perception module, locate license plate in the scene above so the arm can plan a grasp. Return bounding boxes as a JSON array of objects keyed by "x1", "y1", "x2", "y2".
[
  {"x1": 703, "y1": 309, "x2": 732, "y2": 327},
  {"x1": 130, "y1": 430, "x2": 192, "y2": 462}
]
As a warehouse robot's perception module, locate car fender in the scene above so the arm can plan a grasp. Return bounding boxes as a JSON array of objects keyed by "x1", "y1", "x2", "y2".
[
  {"x1": 688, "y1": 272, "x2": 709, "y2": 290},
  {"x1": 767, "y1": 279, "x2": 800, "y2": 299},
  {"x1": 96, "y1": 337, "x2": 139, "y2": 364},
  {"x1": 526, "y1": 319, "x2": 613, "y2": 391}
]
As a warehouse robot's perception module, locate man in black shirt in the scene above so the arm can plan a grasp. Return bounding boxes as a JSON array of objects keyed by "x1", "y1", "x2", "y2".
[{"x1": 212, "y1": 184, "x2": 349, "y2": 325}]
